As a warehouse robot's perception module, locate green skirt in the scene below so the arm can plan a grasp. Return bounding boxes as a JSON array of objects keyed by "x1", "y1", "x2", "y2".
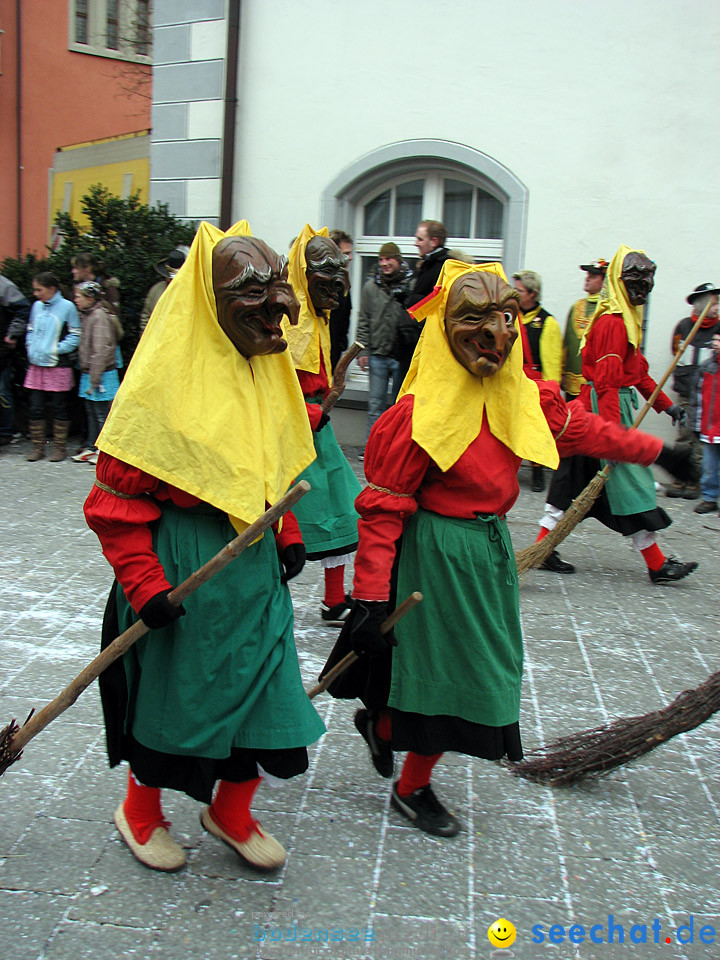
[
  {"x1": 293, "y1": 418, "x2": 361, "y2": 558},
  {"x1": 591, "y1": 386, "x2": 657, "y2": 516},
  {"x1": 391, "y1": 509, "x2": 522, "y2": 728},
  {"x1": 116, "y1": 502, "x2": 326, "y2": 759}
]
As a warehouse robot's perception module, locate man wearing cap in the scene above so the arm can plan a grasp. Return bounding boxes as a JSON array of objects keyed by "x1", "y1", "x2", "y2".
[
  {"x1": 139, "y1": 247, "x2": 190, "y2": 335},
  {"x1": 358, "y1": 243, "x2": 414, "y2": 442},
  {"x1": 666, "y1": 282, "x2": 720, "y2": 498},
  {"x1": 512, "y1": 269, "x2": 563, "y2": 491},
  {"x1": 563, "y1": 259, "x2": 609, "y2": 400}
]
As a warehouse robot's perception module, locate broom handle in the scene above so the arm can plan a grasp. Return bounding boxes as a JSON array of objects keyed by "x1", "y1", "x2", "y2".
[
  {"x1": 322, "y1": 341, "x2": 364, "y2": 414},
  {"x1": 592, "y1": 300, "x2": 712, "y2": 483},
  {"x1": 10, "y1": 481, "x2": 311, "y2": 754},
  {"x1": 628, "y1": 298, "x2": 712, "y2": 430},
  {"x1": 306, "y1": 591, "x2": 423, "y2": 700}
]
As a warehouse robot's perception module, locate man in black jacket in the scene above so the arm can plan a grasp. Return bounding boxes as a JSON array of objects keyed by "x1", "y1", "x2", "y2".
[
  {"x1": 394, "y1": 221, "x2": 451, "y2": 383},
  {"x1": 667, "y1": 282, "x2": 720, "y2": 498}
]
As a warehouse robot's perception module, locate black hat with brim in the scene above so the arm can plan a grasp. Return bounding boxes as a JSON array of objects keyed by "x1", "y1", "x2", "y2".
[{"x1": 687, "y1": 282, "x2": 720, "y2": 304}]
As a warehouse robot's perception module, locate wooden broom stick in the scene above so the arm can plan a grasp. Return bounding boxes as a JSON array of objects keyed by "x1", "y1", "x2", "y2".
[
  {"x1": 0, "y1": 480, "x2": 311, "y2": 776},
  {"x1": 307, "y1": 591, "x2": 423, "y2": 699},
  {"x1": 515, "y1": 299, "x2": 712, "y2": 574},
  {"x1": 322, "y1": 341, "x2": 364, "y2": 414}
]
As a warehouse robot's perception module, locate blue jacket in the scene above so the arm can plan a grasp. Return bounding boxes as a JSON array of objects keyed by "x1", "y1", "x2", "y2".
[{"x1": 26, "y1": 292, "x2": 81, "y2": 367}]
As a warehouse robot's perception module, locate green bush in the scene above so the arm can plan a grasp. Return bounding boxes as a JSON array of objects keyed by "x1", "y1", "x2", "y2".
[{"x1": 2, "y1": 184, "x2": 196, "y2": 364}]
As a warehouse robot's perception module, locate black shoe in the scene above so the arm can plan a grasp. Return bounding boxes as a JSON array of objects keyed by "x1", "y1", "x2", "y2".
[
  {"x1": 539, "y1": 549, "x2": 575, "y2": 574},
  {"x1": 694, "y1": 500, "x2": 718, "y2": 515},
  {"x1": 682, "y1": 483, "x2": 701, "y2": 501},
  {"x1": 320, "y1": 595, "x2": 352, "y2": 626},
  {"x1": 665, "y1": 481, "x2": 686, "y2": 499},
  {"x1": 390, "y1": 782, "x2": 460, "y2": 837},
  {"x1": 649, "y1": 557, "x2": 699, "y2": 584},
  {"x1": 353, "y1": 709, "x2": 394, "y2": 779},
  {"x1": 531, "y1": 466, "x2": 545, "y2": 492}
]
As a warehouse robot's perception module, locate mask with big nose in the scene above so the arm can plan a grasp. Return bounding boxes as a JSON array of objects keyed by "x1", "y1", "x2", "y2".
[
  {"x1": 444, "y1": 273, "x2": 519, "y2": 378},
  {"x1": 212, "y1": 237, "x2": 300, "y2": 358}
]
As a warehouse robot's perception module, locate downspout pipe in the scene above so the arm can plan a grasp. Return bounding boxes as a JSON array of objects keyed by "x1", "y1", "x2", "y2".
[
  {"x1": 220, "y1": 0, "x2": 241, "y2": 230},
  {"x1": 15, "y1": 0, "x2": 22, "y2": 256}
]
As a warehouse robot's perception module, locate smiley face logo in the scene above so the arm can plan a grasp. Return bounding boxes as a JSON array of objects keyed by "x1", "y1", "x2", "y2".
[{"x1": 488, "y1": 918, "x2": 516, "y2": 948}]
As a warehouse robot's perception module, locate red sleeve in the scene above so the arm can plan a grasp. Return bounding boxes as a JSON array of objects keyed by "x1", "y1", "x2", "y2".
[
  {"x1": 352, "y1": 397, "x2": 428, "y2": 601},
  {"x1": 305, "y1": 401, "x2": 324, "y2": 431},
  {"x1": 274, "y1": 509, "x2": 302, "y2": 551},
  {"x1": 587, "y1": 315, "x2": 626, "y2": 423},
  {"x1": 297, "y1": 366, "x2": 330, "y2": 400},
  {"x1": 538, "y1": 382, "x2": 662, "y2": 464},
  {"x1": 83, "y1": 453, "x2": 172, "y2": 612},
  {"x1": 634, "y1": 352, "x2": 673, "y2": 413}
]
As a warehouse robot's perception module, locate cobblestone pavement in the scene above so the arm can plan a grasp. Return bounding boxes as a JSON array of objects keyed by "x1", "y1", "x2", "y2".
[{"x1": 0, "y1": 439, "x2": 718, "y2": 960}]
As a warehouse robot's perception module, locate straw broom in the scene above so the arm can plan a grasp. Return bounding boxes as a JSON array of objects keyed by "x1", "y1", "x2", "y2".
[
  {"x1": 512, "y1": 669, "x2": 720, "y2": 786},
  {"x1": 0, "y1": 480, "x2": 311, "y2": 778},
  {"x1": 514, "y1": 300, "x2": 712, "y2": 575}
]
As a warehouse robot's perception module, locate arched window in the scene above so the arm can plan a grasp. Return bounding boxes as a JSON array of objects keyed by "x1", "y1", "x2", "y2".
[{"x1": 321, "y1": 139, "x2": 527, "y2": 297}]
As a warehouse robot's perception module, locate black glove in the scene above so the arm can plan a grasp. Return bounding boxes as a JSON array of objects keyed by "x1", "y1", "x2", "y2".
[
  {"x1": 316, "y1": 412, "x2": 330, "y2": 432},
  {"x1": 349, "y1": 600, "x2": 396, "y2": 658},
  {"x1": 139, "y1": 589, "x2": 186, "y2": 630},
  {"x1": 280, "y1": 542, "x2": 306, "y2": 583},
  {"x1": 655, "y1": 442, "x2": 701, "y2": 483},
  {"x1": 666, "y1": 403, "x2": 688, "y2": 429}
]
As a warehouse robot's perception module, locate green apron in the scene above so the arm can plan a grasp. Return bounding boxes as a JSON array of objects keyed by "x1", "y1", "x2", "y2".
[
  {"x1": 591, "y1": 386, "x2": 657, "y2": 516},
  {"x1": 293, "y1": 409, "x2": 361, "y2": 555},
  {"x1": 390, "y1": 509, "x2": 522, "y2": 727},
  {"x1": 116, "y1": 502, "x2": 325, "y2": 759}
]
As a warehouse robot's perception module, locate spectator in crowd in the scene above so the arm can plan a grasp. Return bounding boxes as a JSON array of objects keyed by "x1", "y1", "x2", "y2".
[
  {"x1": 72, "y1": 281, "x2": 122, "y2": 465},
  {"x1": 358, "y1": 242, "x2": 414, "y2": 442},
  {"x1": 139, "y1": 246, "x2": 189, "y2": 335},
  {"x1": 563, "y1": 259, "x2": 608, "y2": 400},
  {"x1": 667, "y1": 282, "x2": 720, "y2": 499},
  {"x1": 512, "y1": 269, "x2": 563, "y2": 491},
  {"x1": 328, "y1": 230, "x2": 354, "y2": 371},
  {"x1": 71, "y1": 252, "x2": 121, "y2": 317},
  {"x1": 24, "y1": 272, "x2": 81, "y2": 462},
  {"x1": 0, "y1": 275, "x2": 31, "y2": 445},
  {"x1": 395, "y1": 220, "x2": 451, "y2": 384},
  {"x1": 690, "y1": 332, "x2": 720, "y2": 515}
]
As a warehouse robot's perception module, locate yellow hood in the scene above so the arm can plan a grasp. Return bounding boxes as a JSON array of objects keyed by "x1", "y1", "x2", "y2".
[
  {"x1": 400, "y1": 260, "x2": 558, "y2": 472},
  {"x1": 583, "y1": 244, "x2": 647, "y2": 349},
  {"x1": 97, "y1": 220, "x2": 316, "y2": 534},
  {"x1": 284, "y1": 223, "x2": 333, "y2": 379}
]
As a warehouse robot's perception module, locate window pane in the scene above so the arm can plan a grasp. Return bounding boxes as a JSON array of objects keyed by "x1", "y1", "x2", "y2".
[
  {"x1": 475, "y1": 188, "x2": 503, "y2": 239},
  {"x1": 443, "y1": 179, "x2": 472, "y2": 238},
  {"x1": 364, "y1": 189, "x2": 390, "y2": 236},
  {"x1": 76, "y1": 0, "x2": 88, "y2": 43},
  {"x1": 136, "y1": 0, "x2": 151, "y2": 56},
  {"x1": 107, "y1": 0, "x2": 119, "y2": 49},
  {"x1": 394, "y1": 179, "x2": 423, "y2": 236}
]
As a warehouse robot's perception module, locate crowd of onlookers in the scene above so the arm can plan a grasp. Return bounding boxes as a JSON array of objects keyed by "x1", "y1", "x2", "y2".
[{"x1": 1, "y1": 228, "x2": 719, "y2": 515}]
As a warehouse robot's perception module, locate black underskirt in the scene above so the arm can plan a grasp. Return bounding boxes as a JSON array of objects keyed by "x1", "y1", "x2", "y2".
[
  {"x1": 99, "y1": 582, "x2": 308, "y2": 804},
  {"x1": 547, "y1": 454, "x2": 671, "y2": 536}
]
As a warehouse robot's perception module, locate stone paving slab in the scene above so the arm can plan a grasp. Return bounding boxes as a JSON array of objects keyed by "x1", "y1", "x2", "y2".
[{"x1": 0, "y1": 440, "x2": 718, "y2": 960}]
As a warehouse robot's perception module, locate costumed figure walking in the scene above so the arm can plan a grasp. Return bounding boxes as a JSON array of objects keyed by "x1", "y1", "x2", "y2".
[
  {"x1": 84, "y1": 223, "x2": 325, "y2": 873},
  {"x1": 320, "y1": 260, "x2": 697, "y2": 837},
  {"x1": 284, "y1": 224, "x2": 362, "y2": 626},
  {"x1": 536, "y1": 245, "x2": 698, "y2": 583}
]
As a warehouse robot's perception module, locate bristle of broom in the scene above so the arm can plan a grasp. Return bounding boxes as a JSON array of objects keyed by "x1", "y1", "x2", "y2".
[
  {"x1": 0, "y1": 720, "x2": 23, "y2": 777},
  {"x1": 514, "y1": 471, "x2": 610, "y2": 575},
  {"x1": 511, "y1": 673, "x2": 720, "y2": 786}
]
